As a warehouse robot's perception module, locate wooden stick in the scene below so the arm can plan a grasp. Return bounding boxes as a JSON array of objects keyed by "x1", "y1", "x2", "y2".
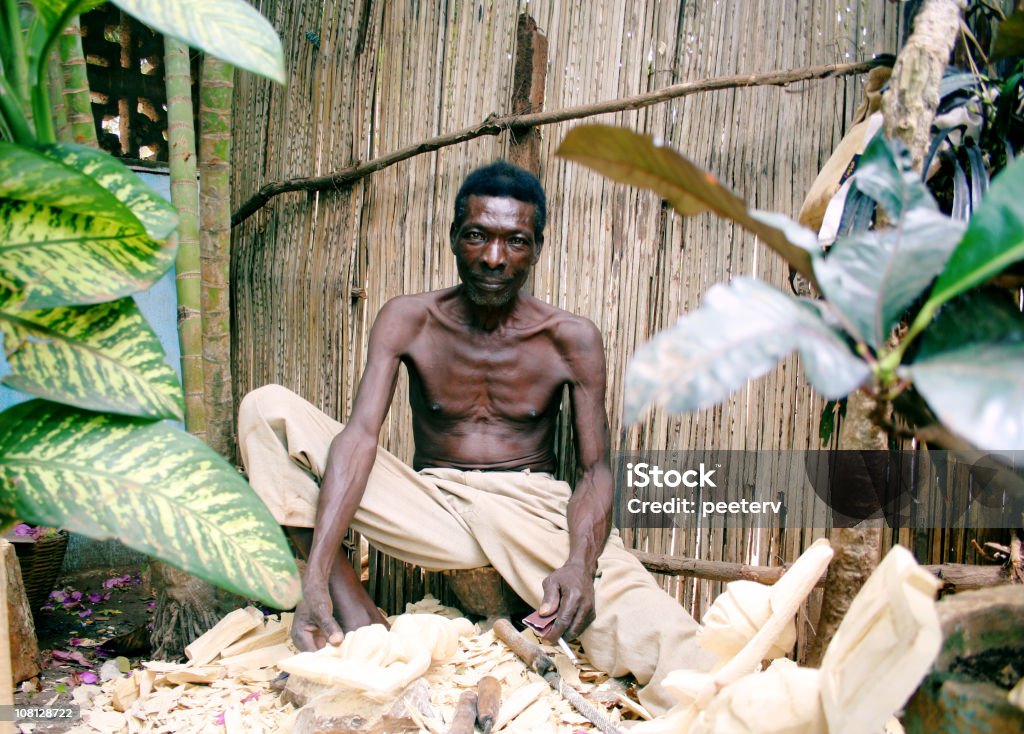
[
  {"x1": 231, "y1": 60, "x2": 877, "y2": 227},
  {"x1": 1, "y1": 541, "x2": 14, "y2": 734},
  {"x1": 631, "y1": 549, "x2": 1013, "y2": 591},
  {"x1": 446, "y1": 689, "x2": 477, "y2": 734}
]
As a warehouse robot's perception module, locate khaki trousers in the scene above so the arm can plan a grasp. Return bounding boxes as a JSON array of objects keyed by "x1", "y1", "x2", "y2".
[{"x1": 237, "y1": 384, "x2": 714, "y2": 714}]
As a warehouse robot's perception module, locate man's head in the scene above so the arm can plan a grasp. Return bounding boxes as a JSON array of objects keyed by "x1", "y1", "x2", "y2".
[
  {"x1": 449, "y1": 162, "x2": 547, "y2": 308},
  {"x1": 451, "y1": 161, "x2": 546, "y2": 243}
]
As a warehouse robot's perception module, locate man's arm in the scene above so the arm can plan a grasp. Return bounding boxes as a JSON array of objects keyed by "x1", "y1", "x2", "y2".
[
  {"x1": 538, "y1": 317, "x2": 613, "y2": 642},
  {"x1": 293, "y1": 297, "x2": 417, "y2": 650}
]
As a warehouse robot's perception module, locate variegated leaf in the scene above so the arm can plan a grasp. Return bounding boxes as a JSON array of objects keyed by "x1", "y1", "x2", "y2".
[
  {"x1": 38, "y1": 144, "x2": 178, "y2": 240},
  {"x1": 0, "y1": 297, "x2": 183, "y2": 420},
  {"x1": 0, "y1": 400, "x2": 301, "y2": 609},
  {"x1": 111, "y1": 0, "x2": 285, "y2": 84},
  {"x1": 0, "y1": 143, "x2": 141, "y2": 228},
  {"x1": 0, "y1": 198, "x2": 175, "y2": 309}
]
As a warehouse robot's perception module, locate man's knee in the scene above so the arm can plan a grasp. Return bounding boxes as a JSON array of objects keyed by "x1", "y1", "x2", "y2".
[{"x1": 238, "y1": 383, "x2": 296, "y2": 426}]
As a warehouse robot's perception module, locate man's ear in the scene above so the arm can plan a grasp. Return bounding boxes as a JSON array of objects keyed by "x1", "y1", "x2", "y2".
[
  {"x1": 532, "y1": 236, "x2": 544, "y2": 263},
  {"x1": 449, "y1": 222, "x2": 458, "y2": 252}
]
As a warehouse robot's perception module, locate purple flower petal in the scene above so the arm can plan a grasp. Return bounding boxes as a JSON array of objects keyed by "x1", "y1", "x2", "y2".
[
  {"x1": 78, "y1": 609, "x2": 92, "y2": 619},
  {"x1": 14, "y1": 524, "x2": 34, "y2": 536},
  {"x1": 87, "y1": 593, "x2": 103, "y2": 603},
  {"x1": 213, "y1": 713, "x2": 225, "y2": 725},
  {"x1": 79, "y1": 671, "x2": 99, "y2": 684}
]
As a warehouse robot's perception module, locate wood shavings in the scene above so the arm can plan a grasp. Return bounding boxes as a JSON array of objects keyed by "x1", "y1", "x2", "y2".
[{"x1": 69, "y1": 599, "x2": 626, "y2": 734}]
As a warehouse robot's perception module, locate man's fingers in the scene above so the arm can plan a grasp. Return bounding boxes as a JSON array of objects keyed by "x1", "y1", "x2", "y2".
[
  {"x1": 316, "y1": 611, "x2": 344, "y2": 646},
  {"x1": 538, "y1": 578, "x2": 561, "y2": 616}
]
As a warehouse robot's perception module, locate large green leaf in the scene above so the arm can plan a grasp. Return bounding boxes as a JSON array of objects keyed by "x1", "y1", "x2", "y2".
[
  {"x1": 814, "y1": 209, "x2": 965, "y2": 347},
  {"x1": 110, "y1": 0, "x2": 285, "y2": 84},
  {"x1": 38, "y1": 144, "x2": 178, "y2": 240},
  {"x1": 0, "y1": 198, "x2": 175, "y2": 308},
  {"x1": 557, "y1": 125, "x2": 820, "y2": 285},
  {"x1": 0, "y1": 296, "x2": 183, "y2": 420},
  {"x1": 624, "y1": 277, "x2": 870, "y2": 422},
  {"x1": 0, "y1": 400, "x2": 300, "y2": 608},
  {"x1": 0, "y1": 144, "x2": 174, "y2": 309},
  {"x1": 851, "y1": 132, "x2": 933, "y2": 220},
  {"x1": 0, "y1": 143, "x2": 141, "y2": 228},
  {"x1": 926, "y1": 155, "x2": 1024, "y2": 311},
  {"x1": 915, "y1": 288, "x2": 1024, "y2": 360},
  {"x1": 908, "y1": 344, "x2": 1024, "y2": 451}
]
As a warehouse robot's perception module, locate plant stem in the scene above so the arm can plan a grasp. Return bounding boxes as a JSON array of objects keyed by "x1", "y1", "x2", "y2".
[
  {"x1": 3, "y1": 0, "x2": 30, "y2": 104},
  {"x1": 877, "y1": 300, "x2": 937, "y2": 374},
  {"x1": 0, "y1": 73, "x2": 33, "y2": 143}
]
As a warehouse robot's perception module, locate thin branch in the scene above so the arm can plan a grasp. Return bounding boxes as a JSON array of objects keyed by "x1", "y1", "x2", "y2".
[{"x1": 232, "y1": 59, "x2": 878, "y2": 227}]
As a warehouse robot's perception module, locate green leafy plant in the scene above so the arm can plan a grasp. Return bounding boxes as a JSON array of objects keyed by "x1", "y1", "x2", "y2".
[
  {"x1": 0, "y1": 0, "x2": 299, "y2": 609},
  {"x1": 558, "y1": 124, "x2": 1024, "y2": 451}
]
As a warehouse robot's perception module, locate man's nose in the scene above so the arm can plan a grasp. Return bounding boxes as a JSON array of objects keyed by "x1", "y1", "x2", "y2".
[{"x1": 481, "y1": 241, "x2": 506, "y2": 269}]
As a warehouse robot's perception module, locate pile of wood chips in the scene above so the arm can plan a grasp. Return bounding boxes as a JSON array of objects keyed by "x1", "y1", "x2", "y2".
[{"x1": 62, "y1": 596, "x2": 640, "y2": 734}]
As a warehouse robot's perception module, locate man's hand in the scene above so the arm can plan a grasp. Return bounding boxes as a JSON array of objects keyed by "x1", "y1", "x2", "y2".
[
  {"x1": 291, "y1": 579, "x2": 344, "y2": 651},
  {"x1": 537, "y1": 563, "x2": 596, "y2": 642}
]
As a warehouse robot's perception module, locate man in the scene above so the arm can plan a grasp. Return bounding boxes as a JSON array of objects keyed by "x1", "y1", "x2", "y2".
[{"x1": 238, "y1": 161, "x2": 712, "y2": 713}]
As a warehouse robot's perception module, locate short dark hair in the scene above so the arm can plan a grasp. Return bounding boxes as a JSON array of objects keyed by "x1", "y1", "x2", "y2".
[{"x1": 452, "y1": 161, "x2": 547, "y2": 240}]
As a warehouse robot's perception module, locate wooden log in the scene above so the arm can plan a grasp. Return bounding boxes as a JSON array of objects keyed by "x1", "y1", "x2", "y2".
[
  {"x1": 1, "y1": 541, "x2": 16, "y2": 734},
  {"x1": 507, "y1": 14, "x2": 548, "y2": 173},
  {"x1": 183, "y1": 606, "x2": 263, "y2": 665},
  {"x1": 1, "y1": 539, "x2": 40, "y2": 686},
  {"x1": 217, "y1": 642, "x2": 293, "y2": 672},
  {"x1": 631, "y1": 549, "x2": 1012, "y2": 591}
]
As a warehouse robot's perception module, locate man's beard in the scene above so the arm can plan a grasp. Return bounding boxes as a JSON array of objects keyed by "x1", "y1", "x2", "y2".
[{"x1": 464, "y1": 281, "x2": 518, "y2": 306}]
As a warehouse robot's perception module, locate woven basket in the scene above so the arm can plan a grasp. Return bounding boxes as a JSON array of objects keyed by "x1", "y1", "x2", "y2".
[{"x1": 12, "y1": 530, "x2": 69, "y2": 613}]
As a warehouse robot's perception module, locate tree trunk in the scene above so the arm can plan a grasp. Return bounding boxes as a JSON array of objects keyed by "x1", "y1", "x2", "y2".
[
  {"x1": 882, "y1": 0, "x2": 967, "y2": 170},
  {"x1": 199, "y1": 57, "x2": 235, "y2": 459},
  {"x1": 58, "y1": 16, "x2": 96, "y2": 147},
  {"x1": 149, "y1": 564, "x2": 219, "y2": 661},
  {"x1": 807, "y1": 0, "x2": 966, "y2": 667}
]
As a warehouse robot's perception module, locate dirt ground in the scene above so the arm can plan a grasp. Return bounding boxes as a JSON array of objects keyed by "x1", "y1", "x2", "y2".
[{"x1": 14, "y1": 564, "x2": 155, "y2": 734}]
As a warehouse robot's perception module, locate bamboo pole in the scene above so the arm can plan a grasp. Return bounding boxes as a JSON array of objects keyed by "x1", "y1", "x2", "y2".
[
  {"x1": 164, "y1": 37, "x2": 206, "y2": 440},
  {"x1": 47, "y1": 50, "x2": 70, "y2": 143},
  {"x1": 199, "y1": 56, "x2": 235, "y2": 460},
  {"x1": 58, "y1": 16, "x2": 96, "y2": 147},
  {"x1": 231, "y1": 59, "x2": 877, "y2": 226}
]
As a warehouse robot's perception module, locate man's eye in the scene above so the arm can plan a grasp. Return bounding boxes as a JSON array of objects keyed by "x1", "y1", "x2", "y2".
[
  {"x1": 509, "y1": 238, "x2": 527, "y2": 246},
  {"x1": 465, "y1": 231, "x2": 484, "y2": 240}
]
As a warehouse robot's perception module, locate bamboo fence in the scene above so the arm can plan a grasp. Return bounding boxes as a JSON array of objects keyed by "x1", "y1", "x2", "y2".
[{"x1": 230, "y1": 0, "x2": 1000, "y2": 630}]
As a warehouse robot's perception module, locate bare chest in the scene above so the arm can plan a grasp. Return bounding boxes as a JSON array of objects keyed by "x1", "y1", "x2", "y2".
[{"x1": 404, "y1": 329, "x2": 569, "y2": 422}]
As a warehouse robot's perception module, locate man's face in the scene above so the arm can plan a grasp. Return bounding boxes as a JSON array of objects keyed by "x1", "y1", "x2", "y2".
[{"x1": 450, "y1": 195, "x2": 541, "y2": 307}]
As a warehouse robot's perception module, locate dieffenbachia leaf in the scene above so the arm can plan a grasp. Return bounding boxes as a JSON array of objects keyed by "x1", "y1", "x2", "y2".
[
  {"x1": 0, "y1": 297, "x2": 184, "y2": 420},
  {"x1": 924, "y1": 154, "x2": 1024, "y2": 313},
  {"x1": 624, "y1": 277, "x2": 870, "y2": 422},
  {"x1": 0, "y1": 400, "x2": 300, "y2": 608},
  {"x1": 38, "y1": 144, "x2": 178, "y2": 241},
  {"x1": 557, "y1": 125, "x2": 820, "y2": 285},
  {"x1": 814, "y1": 210, "x2": 965, "y2": 348},
  {"x1": 908, "y1": 343, "x2": 1024, "y2": 451},
  {"x1": 110, "y1": 0, "x2": 285, "y2": 84},
  {"x1": 0, "y1": 143, "x2": 174, "y2": 308}
]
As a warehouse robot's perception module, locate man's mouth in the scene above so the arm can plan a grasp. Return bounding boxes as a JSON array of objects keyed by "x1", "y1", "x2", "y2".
[{"x1": 474, "y1": 278, "x2": 511, "y2": 290}]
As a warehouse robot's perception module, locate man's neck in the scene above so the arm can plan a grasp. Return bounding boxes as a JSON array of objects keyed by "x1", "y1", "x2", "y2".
[{"x1": 458, "y1": 287, "x2": 523, "y2": 332}]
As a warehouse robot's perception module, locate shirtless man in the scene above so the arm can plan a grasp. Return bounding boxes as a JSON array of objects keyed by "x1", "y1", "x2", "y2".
[{"x1": 238, "y1": 162, "x2": 710, "y2": 713}]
